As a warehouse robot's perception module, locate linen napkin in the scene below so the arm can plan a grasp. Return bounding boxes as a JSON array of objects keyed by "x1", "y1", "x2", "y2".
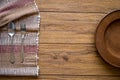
[{"x1": 0, "y1": 0, "x2": 40, "y2": 76}]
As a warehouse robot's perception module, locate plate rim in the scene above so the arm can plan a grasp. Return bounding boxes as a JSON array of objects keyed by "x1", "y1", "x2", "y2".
[{"x1": 96, "y1": 10, "x2": 120, "y2": 68}]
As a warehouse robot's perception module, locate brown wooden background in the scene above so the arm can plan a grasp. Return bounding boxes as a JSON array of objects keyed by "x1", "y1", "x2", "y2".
[{"x1": 1, "y1": 0, "x2": 120, "y2": 80}]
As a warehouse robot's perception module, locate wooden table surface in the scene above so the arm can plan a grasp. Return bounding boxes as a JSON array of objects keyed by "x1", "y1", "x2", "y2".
[{"x1": 1, "y1": 0, "x2": 120, "y2": 80}]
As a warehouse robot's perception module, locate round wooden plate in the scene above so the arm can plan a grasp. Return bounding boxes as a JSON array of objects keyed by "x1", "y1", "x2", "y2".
[{"x1": 96, "y1": 10, "x2": 120, "y2": 67}]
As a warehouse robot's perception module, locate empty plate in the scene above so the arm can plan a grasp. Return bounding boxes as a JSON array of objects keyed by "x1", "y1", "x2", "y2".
[{"x1": 96, "y1": 10, "x2": 120, "y2": 67}]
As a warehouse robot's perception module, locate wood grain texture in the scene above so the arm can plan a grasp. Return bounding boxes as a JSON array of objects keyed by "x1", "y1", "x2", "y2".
[
  {"x1": 1, "y1": 0, "x2": 120, "y2": 79},
  {"x1": 40, "y1": 12, "x2": 105, "y2": 31},
  {"x1": 38, "y1": 0, "x2": 120, "y2": 13},
  {"x1": 0, "y1": 75, "x2": 120, "y2": 80},
  {"x1": 40, "y1": 12, "x2": 105, "y2": 43},
  {"x1": 39, "y1": 44, "x2": 120, "y2": 75},
  {"x1": 40, "y1": 76, "x2": 120, "y2": 80}
]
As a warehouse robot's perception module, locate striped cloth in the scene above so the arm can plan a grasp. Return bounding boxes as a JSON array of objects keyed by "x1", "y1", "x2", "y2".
[{"x1": 0, "y1": 0, "x2": 40, "y2": 76}]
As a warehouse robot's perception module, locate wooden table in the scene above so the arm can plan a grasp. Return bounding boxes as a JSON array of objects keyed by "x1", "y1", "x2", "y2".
[{"x1": 1, "y1": 0, "x2": 120, "y2": 80}]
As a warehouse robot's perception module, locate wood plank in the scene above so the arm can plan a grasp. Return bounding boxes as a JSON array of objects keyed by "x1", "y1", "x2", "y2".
[
  {"x1": 41, "y1": 22, "x2": 97, "y2": 33},
  {"x1": 40, "y1": 12, "x2": 105, "y2": 32},
  {"x1": 39, "y1": 44, "x2": 120, "y2": 75},
  {"x1": 40, "y1": 31, "x2": 94, "y2": 43},
  {"x1": 0, "y1": 75, "x2": 120, "y2": 80},
  {"x1": 36, "y1": 0, "x2": 120, "y2": 13},
  {"x1": 40, "y1": 12, "x2": 106, "y2": 43},
  {"x1": 39, "y1": 75, "x2": 120, "y2": 80}
]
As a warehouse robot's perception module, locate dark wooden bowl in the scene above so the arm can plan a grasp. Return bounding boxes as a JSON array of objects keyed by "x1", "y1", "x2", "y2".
[{"x1": 96, "y1": 10, "x2": 120, "y2": 68}]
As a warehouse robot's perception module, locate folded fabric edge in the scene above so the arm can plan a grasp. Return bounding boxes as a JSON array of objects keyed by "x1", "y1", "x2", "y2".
[{"x1": 0, "y1": 0, "x2": 40, "y2": 28}]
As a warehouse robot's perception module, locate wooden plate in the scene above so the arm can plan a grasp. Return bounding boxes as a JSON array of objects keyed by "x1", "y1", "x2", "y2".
[{"x1": 96, "y1": 10, "x2": 120, "y2": 67}]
